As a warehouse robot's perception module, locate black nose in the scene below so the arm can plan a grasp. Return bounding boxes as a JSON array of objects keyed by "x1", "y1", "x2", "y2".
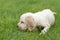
[
  {"x1": 17, "y1": 25, "x2": 18, "y2": 28},
  {"x1": 17, "y1": 25, "x2": 20, "y2": 30}
]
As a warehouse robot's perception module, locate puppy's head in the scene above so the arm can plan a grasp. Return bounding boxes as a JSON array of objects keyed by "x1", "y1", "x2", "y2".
[
  {"x1": 17, "y1": 12, "x2": 36, "y2": 31},
  {"x1": 17, "y1": 20, "x2": 27, "y2": 31}
]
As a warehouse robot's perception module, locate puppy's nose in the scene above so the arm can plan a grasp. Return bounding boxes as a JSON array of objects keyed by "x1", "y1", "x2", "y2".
[
  {"x1": 17, "y1": 25, "x2": 20, "y2": 30},
  {"x1": 17, "y1": 25, "x2": 18, "y2": 28}
]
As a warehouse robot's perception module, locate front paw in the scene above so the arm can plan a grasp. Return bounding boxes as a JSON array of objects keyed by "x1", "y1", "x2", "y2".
[{"x1": 40, "y1": 30, "x2": 47, "y2": 35}]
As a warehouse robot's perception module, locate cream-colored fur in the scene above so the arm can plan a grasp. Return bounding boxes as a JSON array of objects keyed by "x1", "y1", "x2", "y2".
[{"x1": 17, "y1": 9, "x2": 55, "y2": 34}]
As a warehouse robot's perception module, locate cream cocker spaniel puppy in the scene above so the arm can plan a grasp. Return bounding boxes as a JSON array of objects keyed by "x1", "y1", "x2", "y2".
[{"x1": 17, "y1": 9, "x2": 55, "y2": 35}]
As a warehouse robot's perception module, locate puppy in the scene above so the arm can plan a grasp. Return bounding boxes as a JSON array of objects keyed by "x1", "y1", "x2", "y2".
[{"x1": 17, "y1": 9, "x2": 55, "y2": 34}]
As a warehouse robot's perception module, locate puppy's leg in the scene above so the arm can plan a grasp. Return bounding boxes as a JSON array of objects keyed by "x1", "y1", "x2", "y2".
[{"x1": 40, "y1": 24, "x2": 50, "y2": 35}]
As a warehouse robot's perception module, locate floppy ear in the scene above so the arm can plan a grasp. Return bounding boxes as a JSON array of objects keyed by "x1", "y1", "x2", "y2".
[{"x1": 25, "y1": 16, "x2": 36, "y2": 31}]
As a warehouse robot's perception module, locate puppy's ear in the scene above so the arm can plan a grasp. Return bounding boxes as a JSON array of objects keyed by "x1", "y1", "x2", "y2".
[{"x1": 25, "y1": 16, "x2": 36, "y2": 31}]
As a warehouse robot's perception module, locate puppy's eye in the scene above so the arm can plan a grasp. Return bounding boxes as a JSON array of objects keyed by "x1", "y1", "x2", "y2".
[{"x1": 21, "y1": 21, "x2": 24, "y2": 23}]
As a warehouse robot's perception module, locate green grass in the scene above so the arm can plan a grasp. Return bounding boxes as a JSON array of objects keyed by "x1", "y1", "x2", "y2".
[{"x1": 0, "y1": 0, "x2": 60, "y2": 40}]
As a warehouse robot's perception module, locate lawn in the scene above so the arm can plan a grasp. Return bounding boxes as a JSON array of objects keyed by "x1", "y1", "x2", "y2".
[{"x1": 0, "y1": 0, "x2": 60, "y2": 40}]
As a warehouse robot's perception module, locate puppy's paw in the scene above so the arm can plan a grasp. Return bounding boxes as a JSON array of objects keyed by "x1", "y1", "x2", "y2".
[{"x1": 40, "y1": 29, "x2": 47, "y2": 35}]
